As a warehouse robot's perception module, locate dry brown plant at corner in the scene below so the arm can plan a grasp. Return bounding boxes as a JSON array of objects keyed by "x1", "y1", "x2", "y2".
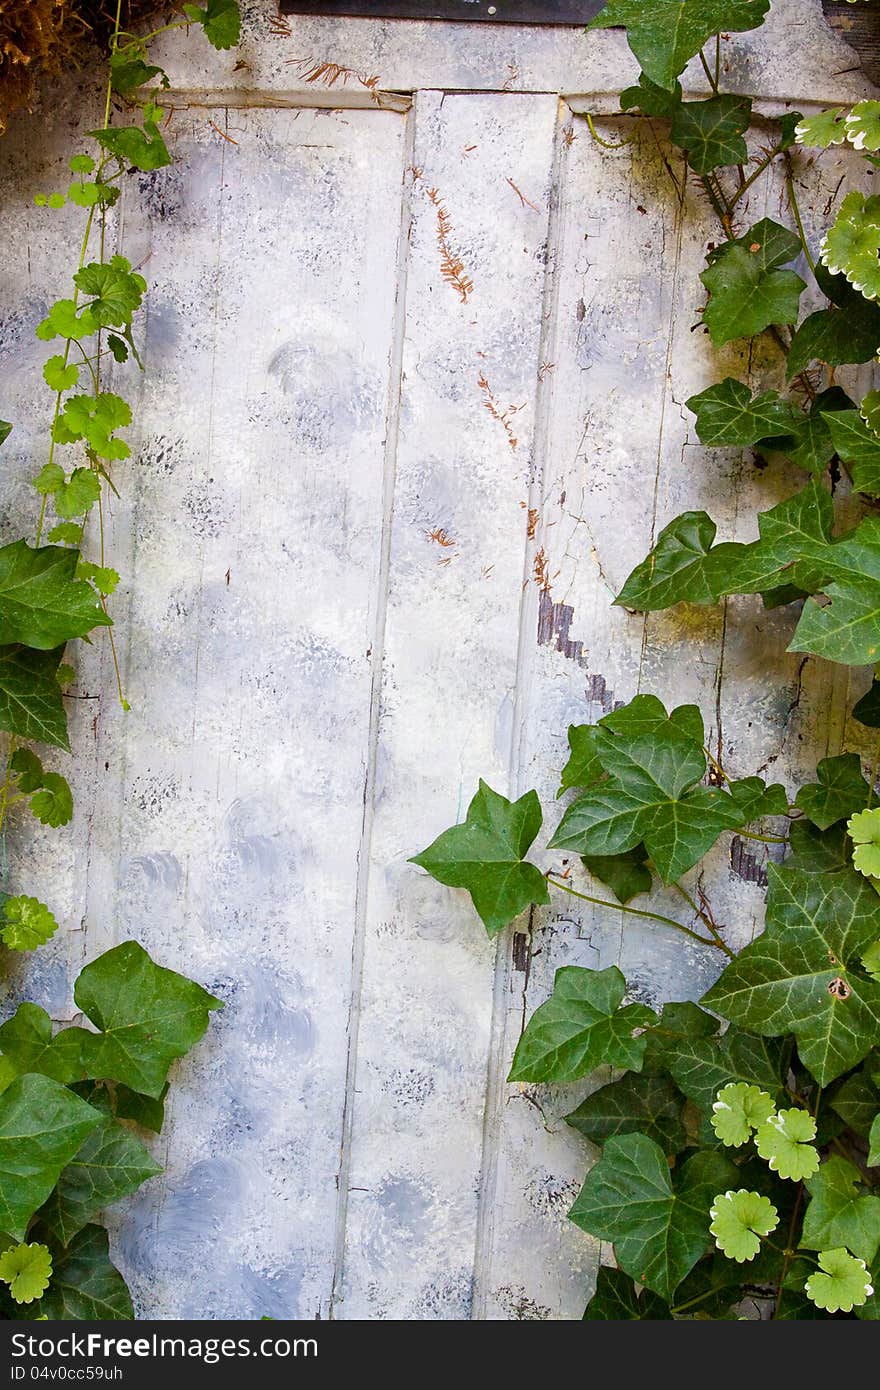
[{"x1": 288, "y1": 56, "x2": 384, "y2": 105}]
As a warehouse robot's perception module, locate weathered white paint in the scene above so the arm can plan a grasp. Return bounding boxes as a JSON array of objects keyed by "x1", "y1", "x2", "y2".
[{"x1": 0, "y1": 0, "x2": 876, "y2": 1320}]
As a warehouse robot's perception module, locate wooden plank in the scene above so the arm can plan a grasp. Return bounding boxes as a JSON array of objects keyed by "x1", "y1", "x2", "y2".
[
  {"x1": 80, "y1": 104, "x2": 408, "y2": 1319},
  {"x1": 333, "y1": 89, "x2": 559, "y2": 1320}
]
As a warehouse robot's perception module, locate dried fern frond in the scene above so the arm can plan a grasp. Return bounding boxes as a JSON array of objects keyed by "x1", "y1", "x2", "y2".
[{"x1": 426, "y1": 187, "x2": 474, "y2": 305}]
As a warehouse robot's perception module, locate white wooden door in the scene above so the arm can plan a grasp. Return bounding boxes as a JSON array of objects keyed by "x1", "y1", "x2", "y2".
[{"x1": 0, "y1": 0, "x2": 874, "y2": 1320}]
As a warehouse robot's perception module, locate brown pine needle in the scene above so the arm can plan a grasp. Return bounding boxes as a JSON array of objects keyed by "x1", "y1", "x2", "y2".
[{"x1": 506, "y1": 177, "x2": 539, "y2": 212}]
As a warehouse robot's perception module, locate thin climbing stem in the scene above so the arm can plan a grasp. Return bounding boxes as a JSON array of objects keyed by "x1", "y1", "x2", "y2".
[
  {"x1": 785, "y1": 155, "x2": 816, "y2": 275},
  {"x1": 699, "y1": 47, "x2": 719, "y2": 95},
  {"x1": 737, "y1": 829, "x2": 788, "y2": 845},
  {"x1": 547, "y1": 875, "x2": 734, "y2": 955},
  {"x1": 727, "y1": 144, "x2": 786, "y2": 211},
  {"x1": 671, "y1": 881, "x2": 732, "y2": 956},
  {"x1": 585, "y1": 113, "x2": 636, "y2": 151}
]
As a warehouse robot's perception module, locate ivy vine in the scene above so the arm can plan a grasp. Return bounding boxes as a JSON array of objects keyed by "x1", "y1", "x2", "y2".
[
  {"x1": 0, "y1": 1, "x2": 240, "y2": 1318},
  {"x1": 414, "y1": 0, "x2": 880, "y2": 1318}
]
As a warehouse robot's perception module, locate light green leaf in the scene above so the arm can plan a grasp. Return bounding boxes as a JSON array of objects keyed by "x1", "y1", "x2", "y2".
[
  {"x1": 795, "y1": 108, "x2": 848, "y2": 148},
  {"x1": 0, "y1": 644, "x2": 69, "y2": 749},
  {"x1": 42, "y1": 357, "x2": 79, "y2": 392},
  {"x1": 0, "y1": 541, "x2": 110, "y2": 649},
  {"x1": 701, "y1": 863, "x2": 880, "y2": 1086},
  {"x1": 52, "y1": 393, "x2": 131, "y2": 462},
  {"x1": 846, "y1": 101, "x2": 880, "y2": 152},
  {"x1": 11, "y1": 748, "x2": 45, "y2": 793},
  {"x1": 35, "y1": 300, "x2": 100, "y2": 343},
  {"x1": 801, "y1": 1156, "x2": 880, "y2": 1264},
  {"x1": 710, "y1": 1082, "x2": 776, "y2": 1147},
  {"x1": 68, "y1": 155, "x2": 95, "y2": 174},
  {"x1": 805, "y1": 1247, "x2": 874, "y2": 1312},
  {"x1": 37, "y1": 1116, "x2": 162, "y2": 1247},
  {"x1": 709, "y1": 1189, "x2": 779, "y2": 1262},
  {"x1": 409, "y1": 781, "x2": 550, "y2": 936},
  {"x1": 72, "y1": 257, "x2": 146, "y2": 330},
  {"x1": 33, "y1": 1224, "x2": 132, "y2": 1320},
  {"x1": 54, "y1": 469, "x2": 102, "y2": 521},
  {"x1": 47, "y1": 523, "x2": 84, "y2": 547},
  {"x1": 508, "y1": 965, "x2": 656, "y2": 1083},
  {"x1": 754, "y1": 1107, "x2": 820, "y2": 1180},
  {"x1": 700, "y1": 219, "x2": 806, "y2": 346},
  {"x1": 863, "y1": 941, "x2": 880, "y2": 981},
  {"x1": 182, "y1": 0, "x2": 242, "y2": 50},
  {"x1": 821, "y1": 192, "x2": 880, "y2": 302},
  {"x1": 566, "y1": 1071, "x2": 688, "y2": 1154},
  {"x1": 109, "y1": 52, "x2": 168, "y2": 95},
  {"x1": 76, "y1": 562, "x2": 119, "y2": 597},
  {"x1": 0, "y1": 1243, "x2": 52, "y2": 1304},
  {"x1": 29, "y1": 772, "x2": 73, "y2": 828},
  {"x1": 796, "y1": 754, "x2": 870, "y2": 830},
  {"x1": 669, "y1": 95, "x2": 751, "y2": 174},
  {"x1": 1, "y1": 896, "x2": 60, "y2": 952},
  {"x1": 569, "y1": 1132, "x2": 737, "y2": 1301},
  {"x1": 0, "y1": 1075, "x2": 101, "y2": 1240},
  {"x1": 588, "y1": 0, "x2": 770, "y2": 91},
  {"x1": 849, "y1": 809, "x2": 880, "y2": 881}
]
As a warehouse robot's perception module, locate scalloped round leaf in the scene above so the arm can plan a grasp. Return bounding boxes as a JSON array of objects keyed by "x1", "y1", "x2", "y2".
[
  {"x1": 711, "y1": 1082, "x2": 776, "y2": 1147},
  {"x1": 42, "y1": 357, "x2": 79, "y2": 392},
  {"x1": 754, "y1": 1108, "x2": 820, "y2": 1181},
  {"x1": 821, "y1": 192, "x2": 880, "y2": 301},
  {"x1": 0, "y1": 1242, "x2": 52, "y2": 1304},
  {"x1": 862, "y1": 941, "x2": 880, "y2": 982},
  {"x1": 846, "y1": 101, "x2": 880, "y2": 152},
  {"x1": 805, "y1": 1248, "x2": 874, "y2": 1312},
  {"x1": 0, "y1": 896, "x2": 59, "y2": 953},
  {"x1": 848, "y1": 809, "x2": 880, "y2": 884},
  {"x1": 709, "y1": 1189, "x2": 779, "y2": 1262},
  {"x1": 29, "y1": 773, "x2": 73, "y2": 828},
  {"x1": 795, "y1": 108, "x2": 847, "y2": 148}
]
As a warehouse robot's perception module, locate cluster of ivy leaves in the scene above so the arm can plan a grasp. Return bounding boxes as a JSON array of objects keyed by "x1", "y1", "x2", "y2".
[
  {"x1": 0, "y1": 1, "x2": 240, "y2": 1317},
  {"x1": 413, "y1": 0, "x2": 880, "y2": 1318}
]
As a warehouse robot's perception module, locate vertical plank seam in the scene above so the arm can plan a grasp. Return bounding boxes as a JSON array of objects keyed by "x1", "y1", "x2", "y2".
[
  {"x1": 328, "y1": 99, "x2": 417, "y2": 1320},
  {"x1": 470, "y1": 95, "x2": 568, "y2": 1321}
]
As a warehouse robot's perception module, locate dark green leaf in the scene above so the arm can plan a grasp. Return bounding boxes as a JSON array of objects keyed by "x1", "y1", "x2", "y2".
[
  {"x1": 0, "y1": 542, "x2": 110, "y2": 649},
  {"x1": 788, "y1": 297, "x2": 880, "y2": 379},
  {"x1": 801, "y1": 1155, "x2": 880, "y2": 1264},
  {"x1": 787, "y1": 819, "x2": 851, "y2": 874},
  {"x1": 588, "y1": 0, "x2": 770, "y2": 91},
  {"x1": 90, "y1": 120, "x2": 171, "y2": 172},
  {"x1": 795, "y1": 753, "x2": 870, "y2": 829},
  {"x1": 566, "y1": 1072, "x2": 688, "y2": 1154},
  {"x1": 854, "y1": 680, "x2": 880, "y2": 729},
  {"x1": 0, "y1": 422, "x2": 11, "y2": 446},
  {"x1": 824, "y1": 410, "x2": 880, "y2": 496},
  {"x1": 109, "y1": 52, "x2": 168, "y2": 95},
  {"x1": 664, "y1": 1029, "x2": 787, "y2": 1118},
  {"x1": 569, "y1": 1133, "x2": 737, "y2": 1301},
  {"x1": 829, "y1": 1065, "x2": 880, "y2": 1137},
  {"x1": 581, "y1": 846, "x2": 653, "y2": 904},
  {"x1": 34, "y1": 1224, "x2": 132, "y2": 1320},
  {"x1": 619, "y1": 73, "x2": 682, "y2": 118},
  {"x1": 641, "y1": 1001, "x2": 721, "y2": 1076},
  {"x1": 558, "y1": 723, "x2": 604, "y2": 794},
  {"x1": 0, "y1": 1076, "x2": 101, "y2": 1240},
  {"x1": 686, "y1": 377, "x2": 801, "y2": 447},
  {"x1": 409, "y1": 781, "x2": 550, "y2": 936},
  {"x1": 37, "y1": 1116, "x2": 162, "y2": 1246},
  {"x1": 670, "y1": 95, "x2": 751, "y2": 174},
  {"x1": 508, "y1": 965, "x2": 656, "y2": 1083},
  {"x1": 29, "y1": 772, "x2": 73, "y2": 828},
  {"x1": 700, "y1": 219, "x2": 806, "y2": 346},
  {"x1": 583, "y1": 1265, "x2": 671, "y2": 1319},
  {"x1": 702, "y1": 863, "x2": 880, "y2": 1085},
  {"x1": 0, "y1": 644, "x2": 69, "y2": 750},
  {"x1": 182, "y1": 0, "x2": 241, "y2": 50},
  {"x1": 113, "y1": 1082, "x2": 168, "y2": 1134},
  {"x1": 791, "y1": 514, "x2": 880, "y2": 666}
]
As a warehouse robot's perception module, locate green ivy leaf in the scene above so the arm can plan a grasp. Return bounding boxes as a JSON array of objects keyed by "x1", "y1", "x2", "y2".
[
  {"x1": 72, "y1": 257, "x2": 146, "y2": 330},
  {"x1": 569, "y1": 1133, "x2": 737, "y2": 1301},
  {"x1": 795, "y1": 754, "x2": 870, "y2": 830},
  {"x1": 182, "y1": 0, "x2": 242, "y2": 50},
  {"x1": 0, "y1": 1243, "x2": 52, "y2": 1304},
  {"x1": 788, "y1": 296, "x2": 880, "y2": 379},
  {"x1": 700, "y1": 219, "x2": 806, "y2": 346},
  {"x1": 582, "y1": 1265, "x2": 671, "y2": 1319},
  {"x1": 52, "y1": 393, "x2": 131, "y2": 462},
  {"x1": 795, "y1": 108, "x2": 848, "y2": 148},
  {"x1": 805, "y1": 1247, "x2": 874, "y2": 1312},
  {"x1": 0, "y1": 1003, "x2": 74, "y2": 1085},
  {"x1": 0, "y1": 1075, "x2": 101, "y2": 1240},
  {"x1": 32, "y1": 1223, "x2": 132, "y2": 1320},
  {"x1": 51, "y1": 941, "x2": 223, "y2": 1098},
  {"x1": 787, "y1": 819, "x2": 852, "y2": 875},
  {"x1": 701, "y1": 863, "x2": 880, "y2": 1086},
  {"x1": 0, "y1": 541, "x2": 110, "y2": 649},
  {"x1": 30, "y1": 772, "x2": 73, "y2": 828},
  {"x1": 710, "y1": 1082, "x2": 776, "y2": 1147},
  {"x1": 90, "y1": 119, "x2": 171, "y2": 172},
  {"x1": 869, "y1": 1114, "x2": 880, "y2": 1167},
  {"x1": 0, "y1": 421, "x2": 10, "y2": 447},
  {"x1": 1, "y1": 896, "x2": 60, "y2": 952},
  {"x1": 109, "y1": 52, "x2": 168, "y2": 95},
  {"x1": 846, "y1": 101, "x2": 880, "y2": 152},
  {"x1": 791, "y1": 515, "x2": 880, "y2": 665},
  {"x1": 801, "y1": 1155, "x2": 880, "y2": 1264},
  {"x1": 588, "y1": 0, "x2": 770, "y2": 91},
  {"x1": 549, "y1": 696, "x2": 784, "y2": 884},
  {"x1": 409, "y1": 781, "x2": 550, "y2": 936},
  {"x1": 619, "y1": 73, "x2": 683, "y2": 118},
  {"x1": 821, "y1": 192, "x2": 880, "y2": 302},
  {"x1": 829, "y1": 1065, "x2": 879, "y2": 1136},
  {"x1": 709, "y1": 1189, "x2": 779, "y2": 1262},
  {"x1": 0, "y1": 644, "x2": 69, "y2": 749},
  {"x1": 37, "y1": 1116, "x2": 162, "y2": 1247},
  {"x1": 663, "y1": 1030, "x2": 786, "y2": 1121},
  {"x1": 508, "y1": 965, "x2": 656, "y2": 1083},
  {"x1": 558, "y1": 724, "x2": 604, "y2": 794},
  {"x1": 42, "y1": 357, "x2": 79, "y2": 392},
  {"x1": 686, "y1": 377, "x2": 801, "y2": 447},
  {"x1": 754, "y1": 1108, "x2": 820, "y2": 1180},
  {"x1": 581, "y1": 846, "x2": 653, "y2": 905},
  {"x1": 823, "y1": 410, "x2": 880, "y2": 496},
  {"x1": 641, "y1": 1000, "x2": 720, "y2": 1075},
  {"x1": 566, "y1": 1072, "x2": 688, "y2": 1154},
  {"x1": 669, "y1": 95, "x2": 751, "y2": 174},
  {"x1": 848, "y1": 808, "x2": 880, "y2": 881},
  {"x1": 112, "y1": 1082, "x2": 168, "y2": 1134},
  {"x1": 35, "y1": 300, "x2": 100, "y2": 343}
]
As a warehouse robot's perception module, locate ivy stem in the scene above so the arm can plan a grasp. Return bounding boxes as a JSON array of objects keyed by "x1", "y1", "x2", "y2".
[
  {"x1": 785, "y1": 156, "x2": 817, "y2": 276},
  {"x1": 699, "y1": 47, "x2": 719, "y2": 95},
  {"x1": 546, "y1": 875, "x2": 733, "y2": 955},
  {"x1": 727, "y1": 145, "x2": 786, "y2": 212},
  {"x1": 671, "y1": 881, "x2": 733, "y2": 956},
  {"x1": 585, "y1": 113, "x2": 636, "y2": 151},
  {"x1": 736, "y1": 829, "x2": 788, "y2": 845}
]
